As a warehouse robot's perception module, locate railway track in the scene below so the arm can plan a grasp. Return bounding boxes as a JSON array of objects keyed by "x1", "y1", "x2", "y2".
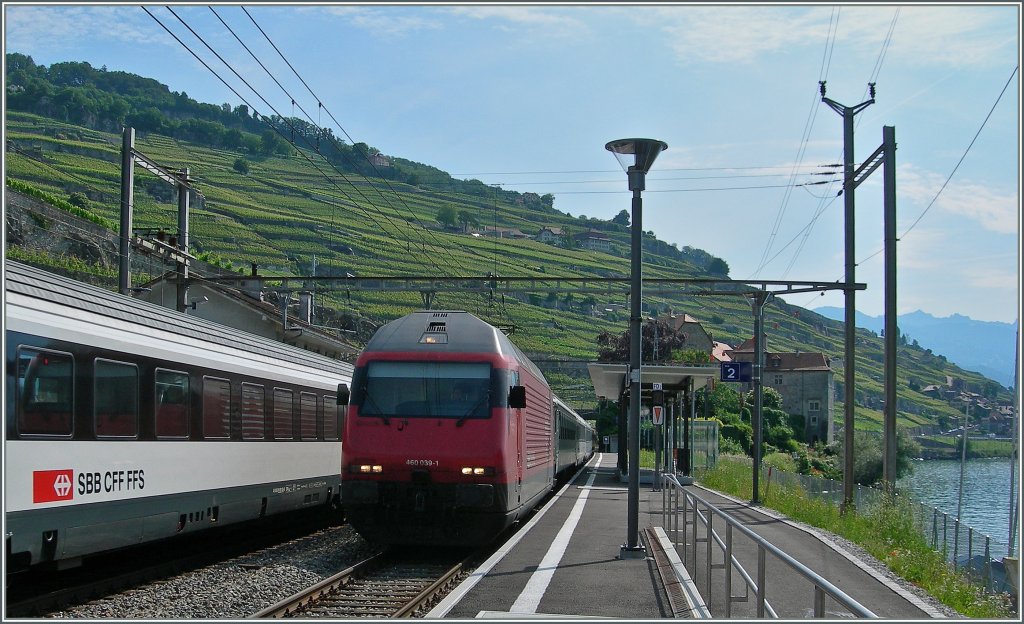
[
  {"x1": 252, "y1": 548, "x2": 474, "y2": 618},
  {"x1": 5, "y1": 509, "x2": 342, "y2": 618}
]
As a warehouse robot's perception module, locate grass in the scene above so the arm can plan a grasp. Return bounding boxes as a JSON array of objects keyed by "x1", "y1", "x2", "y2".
[{"x1": 696, "y1": 457, "x2": 1014, "y2": 618}]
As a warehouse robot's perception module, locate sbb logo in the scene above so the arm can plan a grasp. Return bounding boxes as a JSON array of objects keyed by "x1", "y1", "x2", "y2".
[{"x1": 33, "y1": 469, "x2": 74, "y2": 503}]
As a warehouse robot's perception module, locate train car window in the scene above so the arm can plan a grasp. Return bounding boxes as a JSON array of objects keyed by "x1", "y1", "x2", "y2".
[
  {"x1": 155, "y1": 369, "x2": 190, "y2": 438},
  {"x1": 16, "y1": 347, "x2": 74, "y2": 437},
  {"x1": 299, "y1": 392, "x2": 318, "y2": 440},
  {"x1": 202, "y1": 377, "x2": 231, "y2": 439},
  {"x1": 94, "y1": 359, "x2": 139, "y2": 438},
  {"x1": 361, "y1": 361, "x2": 491, "y2": 419},
  {"x1": 273, "y1": 388, "x2": 294, "y2": 440},
  {"x1": 324, "y1": 395, "x2": 339, "y2": 440},
  {"x1": 241, "y1": 383, "x2": 265, "y2": 440}
]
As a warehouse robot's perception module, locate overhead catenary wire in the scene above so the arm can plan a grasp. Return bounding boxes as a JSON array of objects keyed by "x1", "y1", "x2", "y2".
[
  {"x1": 235, "y1": 5, "x2": 472, "y2": 280},
  {"x1": 899, "y1": 65, "x2": 1019, "y2": 240},
  {"x1": 773, "y1": 7, "x2": 900, "y2": 281},
  {"x1": 162, "y1": 6, "x2": 447, "y2": 276},
  {"x1": 214, "y1": 6, "x2": 471, "y2": 280},
  {"x1": 145, "y1": 6, "x2": 451, "y2": 283},
  {"x1": 751, "y1": 6, "x2": 841, "y2": 280},
  {"x1": 797, "y1": 64, "x2": 1018, "y2": 310},
  {"x1": 537, "y1": 180, "x2": 840, "y2": 194}
]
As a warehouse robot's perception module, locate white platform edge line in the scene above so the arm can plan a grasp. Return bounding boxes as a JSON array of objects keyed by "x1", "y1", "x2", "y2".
[{"x1": 425, "y1": 453, "x2": 604, "y2": 618}]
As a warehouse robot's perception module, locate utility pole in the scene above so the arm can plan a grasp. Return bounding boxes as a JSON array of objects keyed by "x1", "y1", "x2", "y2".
[
  {"x1": 821, "y1": 82, "x2": 875, "y2": 512},
  {"x1": 119, "y1": 126, "x2": 198, "y2": 300},
  {"x1": 749, "y1": 290, "x2": 773, "y2": 504},
  {"x1": 175, "y1": 167, "x2": 190, "y2": 313},
  {"x1": 119, "y1": 127, "x2": 135, "y2": 295},
  {"x1": 881, "y1": 126, "x2": 898, "y2": 492}
]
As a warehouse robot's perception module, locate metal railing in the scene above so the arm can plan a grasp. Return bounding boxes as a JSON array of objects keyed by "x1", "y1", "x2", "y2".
[
  {"x1": 660, "y1": 473, "x2": 877, "y2": 619},
  {"x1": 758, "y1": 465, "x2": 1008, "y2": 593}
]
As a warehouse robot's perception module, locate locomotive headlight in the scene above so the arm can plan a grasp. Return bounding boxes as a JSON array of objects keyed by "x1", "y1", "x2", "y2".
[
  {"x1": 461, "y1": 466, "x2": 495, "y2": 476},
  {"x1": 353, "y1": 464, "x2": 383, "y2": 474}
]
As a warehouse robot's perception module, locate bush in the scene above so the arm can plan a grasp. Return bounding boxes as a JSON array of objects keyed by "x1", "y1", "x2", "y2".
[
  {"x1": 719, "y1": 435, "x2": 745, "y2": 455},
  {"x1": 721, "y1": 422, "x2": 753, "y2": 455},
  {"x1": 68, "y1": 191, "x2": 90, "y2": 208},
  {"x1": 233, "y1": 157, "x2": 250, "y2": 175}
]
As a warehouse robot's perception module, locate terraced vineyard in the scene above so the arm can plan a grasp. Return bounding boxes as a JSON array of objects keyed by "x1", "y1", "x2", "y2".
[{"x1": 4, "y1": 109, "x2": 1012, "y2": 426}]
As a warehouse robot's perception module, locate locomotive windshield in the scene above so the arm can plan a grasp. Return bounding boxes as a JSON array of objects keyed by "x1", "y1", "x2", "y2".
[{"x1": 357, "y1": 361, "x2": 493, "y2": 419}]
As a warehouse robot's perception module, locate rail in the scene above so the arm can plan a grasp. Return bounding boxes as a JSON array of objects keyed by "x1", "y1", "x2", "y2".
[{"x1": 660, "y1": 474, "x2": 876, "y2": 618}]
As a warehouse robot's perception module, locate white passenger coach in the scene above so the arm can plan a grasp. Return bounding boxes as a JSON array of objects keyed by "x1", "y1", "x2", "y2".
[{"x1": 5, "y1": 261, "x2": 352, "y2": 571}]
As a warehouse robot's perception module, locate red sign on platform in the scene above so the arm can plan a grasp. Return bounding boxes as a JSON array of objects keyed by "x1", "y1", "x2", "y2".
[
  {"x1": 33, "y1": 469, "x2": 74, "y2": 503},
  {"x1": 652, "y1": 405, "x2": 664, "y2": 425}
]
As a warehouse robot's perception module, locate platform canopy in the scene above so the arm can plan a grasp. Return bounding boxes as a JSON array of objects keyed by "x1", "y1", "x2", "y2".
[{"x1": 587, "y1": 363, "x2": 717, "y2": 401}]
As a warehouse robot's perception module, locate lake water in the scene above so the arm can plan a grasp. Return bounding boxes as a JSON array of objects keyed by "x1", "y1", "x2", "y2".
[{"x1": 898, "y1": 457, "x2": 1019, "y2": 558}]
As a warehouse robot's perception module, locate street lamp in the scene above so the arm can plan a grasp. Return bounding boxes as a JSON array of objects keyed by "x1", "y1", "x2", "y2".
[{"x1": 606, "y1": 138, "x2": 667, "y2": 559}]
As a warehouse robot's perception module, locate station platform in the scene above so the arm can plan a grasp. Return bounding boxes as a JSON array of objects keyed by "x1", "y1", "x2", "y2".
[{"x1": 426, "y1": 452, "x2": 947, "y2": 620}]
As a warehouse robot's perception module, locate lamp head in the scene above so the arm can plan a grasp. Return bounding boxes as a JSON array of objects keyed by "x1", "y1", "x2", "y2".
[{"x1": 605, "y1": 138, "x2": 668, "y2": 175}]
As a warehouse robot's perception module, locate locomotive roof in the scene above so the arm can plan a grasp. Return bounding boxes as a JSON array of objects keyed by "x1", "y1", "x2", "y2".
[
  {"x1": 4, "y1": 261, "x2": 353, "y2": 377},
  {"x1": 364, "y1": 311, "x2": 547, "y2": 384}
]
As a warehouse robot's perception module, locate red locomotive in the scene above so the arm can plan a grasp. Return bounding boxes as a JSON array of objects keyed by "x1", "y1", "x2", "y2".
[{"x1": 340, "y1": 311, "x2": 594, "y2": 545}]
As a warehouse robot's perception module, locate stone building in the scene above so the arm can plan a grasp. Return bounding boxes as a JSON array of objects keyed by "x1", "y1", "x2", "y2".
[{"x1": 727, "y1": 338, "x2": 835, "y2": 445}]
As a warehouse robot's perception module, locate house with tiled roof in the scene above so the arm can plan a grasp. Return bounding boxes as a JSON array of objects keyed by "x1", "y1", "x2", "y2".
[
  {"x1": 537, "y1": 226, "x2": 563, "y2": 244},
  {"x1": 726, "y1": 337, "x2": 834, "y2": 444},
  {"x1": 573, "y1": 230, "x2": 612, "y2": 253},
  {"x1": 658, "y1": 311, "x2": 714, "y2": 355},
  {"x1": 712, "y1": 341, "x2": 733, "y2": 363}
]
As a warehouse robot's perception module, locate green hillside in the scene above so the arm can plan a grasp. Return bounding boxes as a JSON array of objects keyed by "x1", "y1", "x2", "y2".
[{"x1": 3, "y1": 57, "x2": 1013, "y2": 431}]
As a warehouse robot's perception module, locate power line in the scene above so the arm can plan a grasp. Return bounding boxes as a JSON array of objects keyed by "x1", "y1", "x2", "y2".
[
  {"x1": 145, "y1": 6, "x2": 451, "y2": 282},
  {"x1": 219, "y1": 7, "x2": 471, "y2": 279},
  {"x1": 456, "y1": 170, "x2": 839, "y2": 186},
  {"x1": 900, "y1": 65, "x2": 1019, "y2": 239},
  {"x1": 752, "y1": 6, "x2": 839, "y2": 279},
  {"x1": 797, "y1": 64, "x2": 1018, "y2": 311},
  {"x1": 163, "y1": 6, "x2": 433, "y2": 270},
  {"x1": 236, "y1": 6, "x2": 472, "y2": 279},
  {"x1": 449, "y1": 164, "x2": 843, "y2": 176},
  {"x1": 541, "y1": 180, "x2": 840, "y2": 194},
  {"x1": 764, "y1": 7, "x2": 901, "y2": 282}
]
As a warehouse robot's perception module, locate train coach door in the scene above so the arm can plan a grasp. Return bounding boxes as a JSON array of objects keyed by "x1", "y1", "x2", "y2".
[
  {"x1": 512, "y1": 373, "x2": 523, "y2": 507},
  {"x1": 516, "y1": 408, "x2": 523, "y2": 506}
]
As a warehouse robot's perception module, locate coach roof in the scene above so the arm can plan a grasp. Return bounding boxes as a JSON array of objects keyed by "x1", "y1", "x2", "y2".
[
  {"x1": 5, "y1": 261, "x2": 353, "y2": 377},
  {"x1": 363, "y1": 310, "x2": 546, "y2": 383}
]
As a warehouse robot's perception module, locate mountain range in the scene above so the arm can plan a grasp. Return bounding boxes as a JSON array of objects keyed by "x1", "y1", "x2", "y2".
[{"x1": 813, "y1": 307, "x2": 1018, "y2": 388}]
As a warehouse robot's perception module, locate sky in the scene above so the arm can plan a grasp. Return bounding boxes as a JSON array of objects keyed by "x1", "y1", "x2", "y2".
[{"x1": 3, "y1": 3, "x2": 1021, "y2": 324}]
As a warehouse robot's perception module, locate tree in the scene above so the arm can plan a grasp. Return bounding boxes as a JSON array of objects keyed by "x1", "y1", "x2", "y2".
[
  {"x1": 761, "y1": 386, "x2": 783, "y2": 410},
  {"x1": 721, "y1": 422, "x2": 753, "y2": 455},
  {"x1": 766, "y1": 424, "x2": 799, "y2": 453},
  {"x1": 560, "y1": 226, "x2": 575, "y2": 248},
  {"x1": 706, "y1": 257, "x2": 730, "y2": 277},
  {"x1": 595, "y1": 319, "x2": 690, "y2": 363},
  {"x1": 259, "y1": 130, "x2": 289, "y2": 155},
  {"x1": 436, "y1": 206, "x2": 457, "y2": 228},
  {"x1": 233, "y1": 158, "x2": 250, "y2": 175},
  {"x1": 837, "y1": 430, "x2": 921, "y2": 486},
  {"x1": 612, "y1": 209, "x2": 630, "y2": 226},
  {"x1": 224, "y1": 128, "x2": 243, "y2": 150},
  {"x1": 456, "y1": 209, "x2": 479, "y2": 232}
]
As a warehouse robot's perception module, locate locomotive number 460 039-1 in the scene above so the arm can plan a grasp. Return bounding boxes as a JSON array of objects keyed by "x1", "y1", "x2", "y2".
[{"x1": 406, "y1": 459, "x2": 439, "y2": 467}]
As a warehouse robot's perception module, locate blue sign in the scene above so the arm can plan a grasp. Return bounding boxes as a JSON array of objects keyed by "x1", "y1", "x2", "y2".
[{"x1": 720, "y1": 361, "x2": 752, "y2": 382}]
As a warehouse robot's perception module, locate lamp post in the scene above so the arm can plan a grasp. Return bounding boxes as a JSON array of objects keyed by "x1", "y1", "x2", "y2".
[{"x1": 606, "y1": 138, "x2": 667, "y2": 558}]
